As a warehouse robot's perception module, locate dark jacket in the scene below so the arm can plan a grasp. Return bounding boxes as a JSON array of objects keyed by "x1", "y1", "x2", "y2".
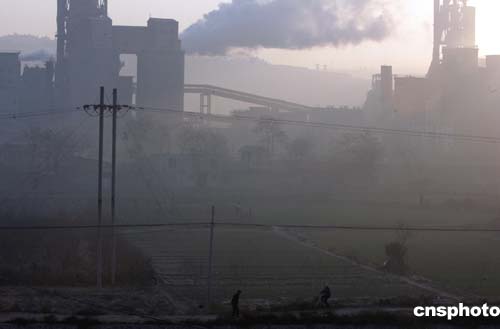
[{"x1": 232, "y1": 292, "x2": 241, "y2": 306}]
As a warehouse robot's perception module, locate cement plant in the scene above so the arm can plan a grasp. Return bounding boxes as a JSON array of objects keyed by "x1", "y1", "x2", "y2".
[{"x1": 1, "y1": 0, "x2": 500, "y2": 327}]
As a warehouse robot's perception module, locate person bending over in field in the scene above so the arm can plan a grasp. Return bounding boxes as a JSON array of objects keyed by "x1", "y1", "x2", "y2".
[
  {"x1": 320, "y1": 286, "x2": 331, "y2": 308},
  {"x1": 231, "y1": 290, "x2": 242, "y2": 317}
]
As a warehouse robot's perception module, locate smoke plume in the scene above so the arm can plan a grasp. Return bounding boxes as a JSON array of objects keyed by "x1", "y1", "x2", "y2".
[{"x1": 182, "y1": 0, "x2": 394, "y2": 55}]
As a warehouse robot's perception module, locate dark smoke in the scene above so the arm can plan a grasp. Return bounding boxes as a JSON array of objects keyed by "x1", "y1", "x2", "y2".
[{"x1": 182, "y1": 0, "x2": 394, "y2": 55}]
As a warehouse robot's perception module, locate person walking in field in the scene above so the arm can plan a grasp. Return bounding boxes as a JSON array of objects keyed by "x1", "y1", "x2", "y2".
[
  {"x1": 231, "y1": 290, "x2": 242, "y2": 317},
  {"x1": 320, "y1": 286, "x2": 331, "y2": 308}
]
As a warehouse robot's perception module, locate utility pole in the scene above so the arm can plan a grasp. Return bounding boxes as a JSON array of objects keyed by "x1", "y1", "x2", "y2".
[
  {"x1": 82, "y1": 87, "x2": 132, "y2": 288},
  {"x1": 111, "y1": 88, "x2": 118, "y2": 285},
  {"x1": 207, "y1": 205, "x2": 216, "y2": 309},
  {"x1": 97, "y1": 86, "x2": 105, "y2": 289}
]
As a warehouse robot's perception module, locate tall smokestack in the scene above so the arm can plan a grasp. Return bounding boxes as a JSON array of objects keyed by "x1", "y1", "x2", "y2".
[
  {"x1": 101, "y1": 0, "x2": 108, "y2": 16},
  {"x1": 55, "y1": 0, "x2": 69, "y2": 106},
  {"x1": 432, "y1": 0, "x2": 441, "y2": 63},
  {"x1": 56, "y1": 0, "x2": 66, "y2": 64},
  {"x1": 428, "y1": 0, "x2": 441, "y2": 77},
  {"x1": 381, "y1": 65, "x2": 393, "y2": 106},
  {"x1": 433, "y1": 0, "x2": 440, "y2": 66}
]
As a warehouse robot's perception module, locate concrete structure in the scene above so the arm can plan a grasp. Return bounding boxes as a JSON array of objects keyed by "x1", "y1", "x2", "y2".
[
  {"x1": 486, "y1": 55, "x2": 500, "y2": 89},
  {"x1": 430, "y1": 0, "x2": 477, "y2": 76},
  {"x1": 394, "y1": 76, "x2": 429, "y2": 115},
  {"x1": 367, "y1": 1, "x2": 481, "y2": 118},
  {"x1": 21, "y1": 61, "x2": 55, "y2": 111},
  {"x1": 0, "y1": 52, "x2": 21, "y2": 112},
  {"x1": 380, "y1": 65, "x2": 394, "y2": 107},
  {"x1": 56, "y1": 0, "x2": 184, "y2": 110},
  {"x1": 0, "y1": 53, "x2": 56, "y2": 114},
  {"x1": 113, "y1": 19, "x2": 185, "y2": 110},
  {"x1": 0, "y1": 1, "x2": 184, "y2": 113},
  {"x1": 365, "y1": 66, "x2": 395, "y2": 118}
]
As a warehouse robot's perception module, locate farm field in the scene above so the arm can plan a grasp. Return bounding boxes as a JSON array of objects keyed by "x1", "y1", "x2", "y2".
[
  {"x1": 223, "y1": 199, "x2": 500, "y2": 298},
  {"x1": 302, "y1": 225, "x2": 500, "y2": 298},
  {"x1": 123, "y1": 226, "x2": 439, "y2": 308},
  {"x1": 126, "y1": 196, "x2": 500, "y2": 300}
]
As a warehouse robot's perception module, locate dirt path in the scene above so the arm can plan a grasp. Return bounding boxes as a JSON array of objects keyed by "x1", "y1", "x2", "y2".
[{"x1": 272, "y1": 226, "x2": 462, "y2": 302}]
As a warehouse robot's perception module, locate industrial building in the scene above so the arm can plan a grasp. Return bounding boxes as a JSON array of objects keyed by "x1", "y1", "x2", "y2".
[
  {"x1": 0, "y1": 0, "x2": 185, "y2": 113},
  {"x1": 0, "y1": 52, "x2": 21, "y2": 112},
  {"x1": 56, "y1": 0, "x2": 185, "y2": 109},
  {"x1": 56, "y1": 0, "x2": 184, "y2": 109},
  {"x1": 21, "y1": 62, "x2": 55, "y2": 111},
  {"x1": 0, "y1": 52, "x2": 55, "y2": 113},
  {"x1": 365, "y1": 0, "x2": 499, "y2": 134}
]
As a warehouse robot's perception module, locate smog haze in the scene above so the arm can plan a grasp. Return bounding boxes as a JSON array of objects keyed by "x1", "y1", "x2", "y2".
[
  {"x1": 3, "y1": 0, "x2": 500, "y2": 74},
  {"x1": 2, "y1": 0, "x2": 500, "y2": 327}
]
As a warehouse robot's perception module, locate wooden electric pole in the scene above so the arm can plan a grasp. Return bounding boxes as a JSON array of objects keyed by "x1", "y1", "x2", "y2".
[
  {"x1": 111, "y1": 88, "x2": 118, "y2": 285},
  {"x1": 207, "y1": 205, "x2": 216, "y2": 309},
  {"x1": 82, "y1": 87, "x2": 132, "y2": 288},
  {"x1": 97, "y1": 86, "x2": 105, "y2": 289}
]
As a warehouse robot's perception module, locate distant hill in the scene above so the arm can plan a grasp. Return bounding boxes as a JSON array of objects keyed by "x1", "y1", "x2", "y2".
[
  {"x1": 0, "y1": 35, "x2": 370, "y2": 112},
  {"x1": 185, "y1": 56, "x2": 369, "y2": 111},
  {"x1": 0, "y1": 34, "x2": 56, "y2": 54}
]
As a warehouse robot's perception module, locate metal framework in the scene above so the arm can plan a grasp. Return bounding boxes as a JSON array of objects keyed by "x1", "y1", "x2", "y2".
[{"x1": 431, "y1": 0, "x2": 475, "y2": 70}]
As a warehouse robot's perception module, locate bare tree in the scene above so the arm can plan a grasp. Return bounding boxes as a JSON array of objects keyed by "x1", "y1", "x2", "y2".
[
  {"x1": 382, "y1": 223, "x2": 413, "y2": 275},
  {"x1": 123, "y1": 114, "x2": 175, "y2": 159},
  {"x1": 254, "y1": 116, "x2": 288, "y2": 156},
  {"x1": 177, "y1": 124, "x2": 229, "y2": 187},
  {"x1": 25, "y1": 126, "x2": 86, "y2": 176},
  {"x1": 333, "y1": 131, "x2": 383, "y2": 183},
  {"x1": 288, "y1": 137, "x2": 314, "y2": 161}
]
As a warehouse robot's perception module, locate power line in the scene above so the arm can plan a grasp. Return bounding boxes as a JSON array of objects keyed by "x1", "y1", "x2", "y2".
[
  {"x1": 3, "y1": 106, "x2": 500, "y2": 143},
  {"x1": 137, "y1": 106, "x2": 500, "y2": 144},
  {"x1": 0, "y1": 222, "x2": 209, "y2": 231},
  {"x1": 0, "y1": 108, "x2": 79, "y2": 120},
  {"x1": 4, "y1": 221, "x2": 500, "y2": 233},
  {"x1": 217, "y1": 223, "x2": 500, "y2": 233}
]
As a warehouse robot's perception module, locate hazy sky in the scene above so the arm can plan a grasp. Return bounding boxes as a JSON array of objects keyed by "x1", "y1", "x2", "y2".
[{"x1": 1, "y1": 0, "x2": 499, "y2": 76}]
